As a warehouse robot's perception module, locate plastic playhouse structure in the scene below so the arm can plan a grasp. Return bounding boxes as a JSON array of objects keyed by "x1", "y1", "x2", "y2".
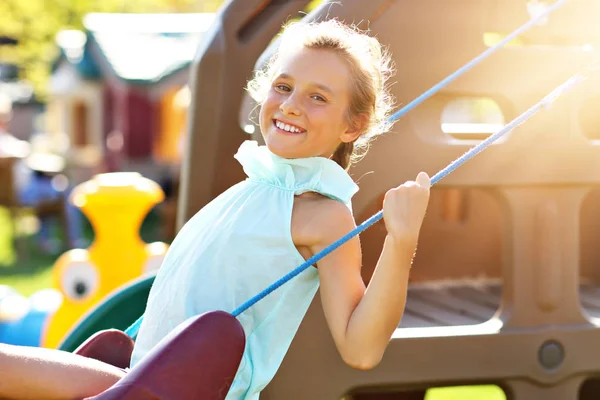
[
  {"x1": 33, "y1": 0, "x2": 600, "y2": 399},
  {"x1": 178, "y1": 0, "x2": 600, "y2": 398},
  {"x1": 42, "y1": 172, "x2": 169, "y2": 349}
]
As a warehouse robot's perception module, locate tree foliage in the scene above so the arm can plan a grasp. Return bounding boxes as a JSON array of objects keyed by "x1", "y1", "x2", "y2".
[{"x1": 0, "y1": 0, "x2": 225, "y2": 100}]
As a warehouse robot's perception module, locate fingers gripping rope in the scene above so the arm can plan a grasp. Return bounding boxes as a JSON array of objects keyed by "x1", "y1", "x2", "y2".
[{"x1": 125, "y1": 0, "x2": 581, "y2": 339}]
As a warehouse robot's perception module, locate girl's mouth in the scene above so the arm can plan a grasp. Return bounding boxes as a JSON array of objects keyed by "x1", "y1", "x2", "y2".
[{"x1": 273, "y1": 119, "x2": 306, "y2": 134}]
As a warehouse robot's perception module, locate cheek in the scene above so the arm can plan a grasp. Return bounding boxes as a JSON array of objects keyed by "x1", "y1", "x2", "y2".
[
  {"x1": 259, "y1": 101, "x2": 273, "y2": 125},
  {"x1": 260, "y1": 93, "x2": 280, "y2": 118},
  {"x1": 307, "y1": 107, "x2": 344, "y2": 130}
]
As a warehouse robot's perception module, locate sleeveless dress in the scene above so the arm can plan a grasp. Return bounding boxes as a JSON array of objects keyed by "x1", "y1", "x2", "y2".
[{"x1": 130, "y1": 140, "x2": 359, "y2": 399}]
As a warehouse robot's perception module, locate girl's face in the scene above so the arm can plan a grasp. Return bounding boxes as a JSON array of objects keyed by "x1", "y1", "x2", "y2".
[{"x1": 259, "y1": 47, "x2": 362, "y2": 160}]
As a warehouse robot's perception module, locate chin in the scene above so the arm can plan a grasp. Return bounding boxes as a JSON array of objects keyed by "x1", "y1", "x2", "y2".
[
  {"x1": 261, "y1": 131, "x2": 298, "y2": 158},
  {"x1": 264, "y1": 142, "x2": 298, "y2": 159}
]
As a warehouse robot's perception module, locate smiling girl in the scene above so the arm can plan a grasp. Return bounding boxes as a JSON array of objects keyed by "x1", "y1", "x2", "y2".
[
  {"x1": 0, "y1": 19, "x2": 430, "y2": 400},
  {"x1": 131, "y1": 19, "x2": 430, "y2": 399}
]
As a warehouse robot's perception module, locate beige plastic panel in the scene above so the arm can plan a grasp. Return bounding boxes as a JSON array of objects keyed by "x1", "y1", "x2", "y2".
[
  {"x1": 177, "y1": 0, "x2": 312, "y2": 227},
  {"x1": 182, "y1": 0, "x2": 600, "y2": 398}
]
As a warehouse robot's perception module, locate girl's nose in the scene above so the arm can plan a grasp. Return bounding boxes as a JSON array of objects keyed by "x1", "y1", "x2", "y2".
[{"x1": 279, "y1": 96, "x2": 301, "y2": 116}]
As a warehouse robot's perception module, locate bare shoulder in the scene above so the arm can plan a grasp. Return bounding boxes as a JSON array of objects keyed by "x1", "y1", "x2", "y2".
[{"x1": 292, "y1": 194, "x2": 357, "y2": 250}]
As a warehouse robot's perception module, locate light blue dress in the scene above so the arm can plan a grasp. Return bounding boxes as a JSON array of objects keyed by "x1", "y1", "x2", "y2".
[{"x1": 130, "y1": 140, "x2": 359, "y2": 399}]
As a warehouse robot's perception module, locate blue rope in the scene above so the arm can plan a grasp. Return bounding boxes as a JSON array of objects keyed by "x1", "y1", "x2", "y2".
[
  {"x1": 124, "y1": 0, "x2": 572, "y2": 338},
  {"x1": 230, "y1": 69, "x2": 591, "y2": 317},
  {"x1": 125, "y1": 314, "x2": 143, "y2": 338},
  {"x1": 125, "y1": 68, "x2": 589, "y2": 338}
]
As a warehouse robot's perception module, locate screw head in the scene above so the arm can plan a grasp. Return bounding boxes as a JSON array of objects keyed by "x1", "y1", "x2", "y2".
[{"x1": 538, "y1": 340, "x2": 564, "y2": 370}]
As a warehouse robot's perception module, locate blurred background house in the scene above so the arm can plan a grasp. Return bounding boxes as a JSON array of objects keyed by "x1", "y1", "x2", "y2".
[{"x1": 48, "y1": 12, "x2": 215, "y2": 184}]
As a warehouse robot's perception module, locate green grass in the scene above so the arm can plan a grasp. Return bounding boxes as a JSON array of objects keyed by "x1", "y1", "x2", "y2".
[
  {"x1": 0, "y1": 208, "x2": 58, "y2": 296},
  {"x1": 426, "y1": 385, "x2": 506, "y2": 400},
  {"x1": 0, "y1": 265, "x2": 54, "y2": 296}
]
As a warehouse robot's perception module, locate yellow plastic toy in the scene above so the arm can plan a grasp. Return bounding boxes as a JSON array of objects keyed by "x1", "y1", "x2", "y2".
[{"x1": 42, "y1": 172, "x2": 169, "y2": 349}]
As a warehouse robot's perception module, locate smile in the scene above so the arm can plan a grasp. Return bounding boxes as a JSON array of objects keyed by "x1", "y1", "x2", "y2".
[{"x1": 273, "y1": 119, "x2": 306, "y2": 134}]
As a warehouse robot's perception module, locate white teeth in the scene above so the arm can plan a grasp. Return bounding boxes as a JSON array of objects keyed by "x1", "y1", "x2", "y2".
[{"x1": 275, "y1": 120, "x2": 302, "y2": 133}]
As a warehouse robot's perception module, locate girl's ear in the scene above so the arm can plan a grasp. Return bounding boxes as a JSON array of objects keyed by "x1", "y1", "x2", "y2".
[{"x1": 341, "y1": 113, "x2": 369, "y2": 143}]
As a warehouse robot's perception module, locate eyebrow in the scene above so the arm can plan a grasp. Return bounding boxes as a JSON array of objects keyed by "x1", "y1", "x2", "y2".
[{"x1": 277, "y1": 73, "x2": 334, "y2": 95}]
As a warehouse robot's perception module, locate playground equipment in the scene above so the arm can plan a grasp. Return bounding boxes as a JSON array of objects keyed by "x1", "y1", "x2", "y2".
[
  {"x1": 74, "y1": 309, "x2": 245, "y2": 400},
  {"x1": 42, "y1": 172, "x2": 169, "y2": 349},
  {"x1": 0, "y1": 285, "x2": 61, "y2": 347},
  {"x1": 50, "y1": 274, "x2": 246, "y2": 399},
  {"x1": 25, "y1": 0, "x2": 600, "y2": 398},
  {"x1": 177, "y1": 0, "x2": 600, "y2": 398}
]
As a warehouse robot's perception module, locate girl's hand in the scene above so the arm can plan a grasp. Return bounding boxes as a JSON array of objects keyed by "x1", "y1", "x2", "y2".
[{"x1": 382, "y1": 172, "x2": 431, "y2": 243}]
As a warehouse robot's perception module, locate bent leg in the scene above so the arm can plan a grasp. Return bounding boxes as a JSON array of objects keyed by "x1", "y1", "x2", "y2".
[{"x1": 0, "y1": 343, "x2": 125, "y2": 400}]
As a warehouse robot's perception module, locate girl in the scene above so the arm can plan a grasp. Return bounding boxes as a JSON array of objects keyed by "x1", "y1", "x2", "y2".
[
  {"x1": 0, "y1": 19, "x2": 430, "y2": 400},
  {"x1": 131, "y1": 18, "x2": 430, "y2": 399}
]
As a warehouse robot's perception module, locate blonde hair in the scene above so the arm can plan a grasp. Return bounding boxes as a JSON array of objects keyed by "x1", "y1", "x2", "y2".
[{"x1": 247, "y1": 19, "x2": 396, "y2": 170}]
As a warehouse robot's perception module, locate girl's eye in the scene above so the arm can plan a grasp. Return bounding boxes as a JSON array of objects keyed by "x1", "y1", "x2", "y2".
[
  {"x1": 311, "y1": 95, "x2": 326, "y2": 102},
  {"x1": 275, "y1": 84, "x2": 290, "y2": 92}
]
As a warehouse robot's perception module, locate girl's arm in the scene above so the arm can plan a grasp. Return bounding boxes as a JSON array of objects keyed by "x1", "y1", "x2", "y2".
[
  {"x1": 313, "y1": 172, "x2": 430, "y2": 370},
  {"x1": 0, "y1": 343, "x2": 125, "y2": 400}
]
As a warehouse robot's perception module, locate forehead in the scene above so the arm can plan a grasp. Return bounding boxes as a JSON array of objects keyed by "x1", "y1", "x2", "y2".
[{"x1": 274, "y1": 47, "x2": 352, "y2": 94}]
